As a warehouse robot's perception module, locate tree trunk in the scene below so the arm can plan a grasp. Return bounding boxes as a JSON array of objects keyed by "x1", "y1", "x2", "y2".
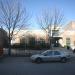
[
  {"x1": 8, "y1": 30, "x2": 11, "y2": 56},
  {"x1": 50, "y1": 38, "x2": 52, "y2": 49},
  {"x1": 8, "y1": 38, "x2": 11, "y2": 56}
]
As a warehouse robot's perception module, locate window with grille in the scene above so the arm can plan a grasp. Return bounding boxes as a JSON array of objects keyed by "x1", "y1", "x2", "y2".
[{"x1": 66, "y1": 38, "x2": 70, "y2": 46}]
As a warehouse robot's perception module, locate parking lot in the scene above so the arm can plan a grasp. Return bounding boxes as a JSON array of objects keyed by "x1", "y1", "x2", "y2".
[{"x1": 0, "y1": 56, "x2": 75, "y2": 75}]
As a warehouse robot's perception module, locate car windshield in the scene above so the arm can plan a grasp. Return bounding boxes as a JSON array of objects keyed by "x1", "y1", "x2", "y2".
[
  {"x1": 41, "y1": 50, "x2": 49, "y2": 54},
  {"x1": 41, "y1": 50, "x2": 53, "y2": 56}
]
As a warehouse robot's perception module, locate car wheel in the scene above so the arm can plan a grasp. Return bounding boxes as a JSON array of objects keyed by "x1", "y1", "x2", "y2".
[
  {"x1": 61, "y1": 57, "x2": 67, "y2": 63},
  {"x1": 35, "y1": 58, "x2": 42, "y2": 63}
]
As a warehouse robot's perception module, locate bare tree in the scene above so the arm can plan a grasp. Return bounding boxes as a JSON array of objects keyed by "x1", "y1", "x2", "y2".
[
  {"x1": 0, "y1": 0, "x2": 29, "y2": 55},
  {"x1": 37, "y1": 9, "x2": 64, "y2": 48}
]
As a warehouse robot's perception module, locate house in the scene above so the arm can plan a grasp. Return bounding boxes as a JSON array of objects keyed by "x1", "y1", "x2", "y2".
[
  {"x1": 12, "y1": 27, "x2": 62, "y2": 48},
  {"x1": 11, "y1": 30, "x2": 48, "y2": 45},
  {"x1": 0, "y1": 28, "x2": 8, "y2": 55},
  {"x1": 59, "y1": 21, "x2": 75, "y2": 49}
]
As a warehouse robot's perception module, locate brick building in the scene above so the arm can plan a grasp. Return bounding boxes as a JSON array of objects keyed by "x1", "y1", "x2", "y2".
[{"x1": 0, "y1": 28, "x2": 8, "y2": 55}]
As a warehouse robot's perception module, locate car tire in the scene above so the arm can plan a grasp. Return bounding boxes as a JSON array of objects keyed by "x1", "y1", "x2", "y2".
[
  {"x1": 61, "y1": 57, "x2": 67, "y2": 63},
  {"x1": 35, "y1": 58, "x2": 42, "y2": 63}
]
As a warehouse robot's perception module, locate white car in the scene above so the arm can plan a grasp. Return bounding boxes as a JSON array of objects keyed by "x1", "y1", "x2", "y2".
[{"x1": 30, "y1": 50, "x2": 71, "y2": 63}]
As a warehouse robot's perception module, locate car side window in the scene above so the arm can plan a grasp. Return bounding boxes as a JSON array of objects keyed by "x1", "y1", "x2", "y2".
[
  {"x1": 42, "y1": 51, "x2": 53, "y2": 56},
  {"x1": 54, "y1": 51, "x2": 61, "y2": 55},
  {"x1": 46, "y1": 51, "x2": 53, "y2": 56}
]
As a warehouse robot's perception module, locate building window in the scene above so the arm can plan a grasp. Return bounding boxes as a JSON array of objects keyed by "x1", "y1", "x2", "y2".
[{"x1": 66, "y1": 38, "x2": 70, "y2": 46}]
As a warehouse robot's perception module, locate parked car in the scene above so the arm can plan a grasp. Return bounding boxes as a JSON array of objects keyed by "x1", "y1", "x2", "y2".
[{"x1": 30, "y1": 50, "x2": 71, "y2": 63}]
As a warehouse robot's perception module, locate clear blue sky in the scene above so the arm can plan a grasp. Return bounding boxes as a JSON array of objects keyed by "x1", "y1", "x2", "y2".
[{"x1": 22, "y1": 0, "x2": 75, "y2": 29}]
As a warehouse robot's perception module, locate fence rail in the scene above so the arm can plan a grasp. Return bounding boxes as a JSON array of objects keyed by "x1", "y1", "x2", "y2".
[
  {"x1": 3, "y1": 48, "x2": 73, "y2": 56},
  {"x1": 3, "y1": 48, "x2": 44, "y2": 56}
]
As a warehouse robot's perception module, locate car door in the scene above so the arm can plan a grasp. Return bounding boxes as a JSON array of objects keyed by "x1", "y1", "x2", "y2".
[
  {"x1": 53, "y1": 51, "x2": 61, "y2": 61},
  {"x1": 41, "y1": 51, "x2": 54, "y2": 61}
]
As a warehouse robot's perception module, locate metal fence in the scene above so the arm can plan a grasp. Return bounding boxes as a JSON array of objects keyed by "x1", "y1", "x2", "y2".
[
  {"x1": 3, "y1": 47, "x2": 73, "y2": 57},
  {"x1": 3, "y1": 48, "x2": 44, "y2": 56}
]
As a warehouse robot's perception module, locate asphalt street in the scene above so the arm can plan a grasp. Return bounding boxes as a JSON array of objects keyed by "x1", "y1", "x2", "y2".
[{"x1": 0, "y1": 57, "x2": 75, "y2": 75}]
